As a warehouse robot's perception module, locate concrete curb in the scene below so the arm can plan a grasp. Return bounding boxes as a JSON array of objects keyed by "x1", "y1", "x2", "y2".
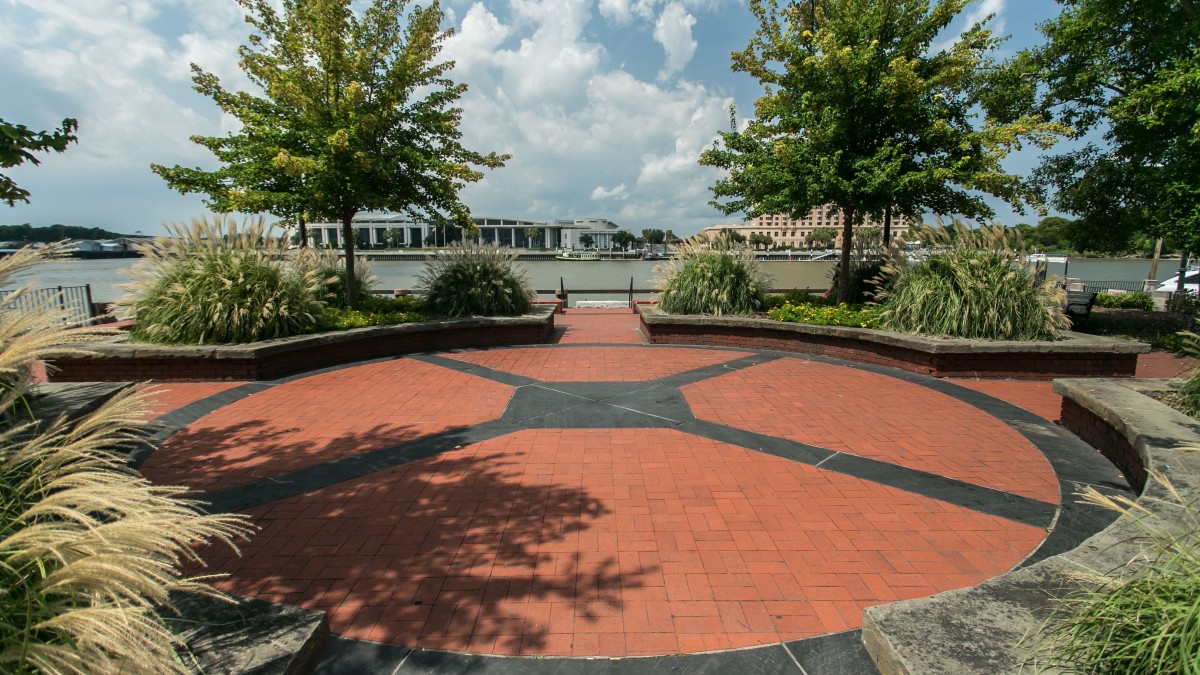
[{"x1": 861, "y1": 378, "x2": 1200, "y2": 673}]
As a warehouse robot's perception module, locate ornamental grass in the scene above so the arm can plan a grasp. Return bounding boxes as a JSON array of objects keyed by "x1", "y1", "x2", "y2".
[
  {"x1": 1041, "y1": 470, "x2": 1200, "y2": 674},
  {"x1": 876, "y1": 223, "x2": 1069, "y2": 340},
  {"x1": 294, "y1": 247, "x2": 376, "y2": 308},
  {"x1": 1, "y1": 245, "x2": 254, "y2": 674},
  {"x1": 115, "y1": 215, "x2": 325, "y2": 344},
  {"x1": 655, "y1": 233, "x2": 770, "y2": 316},
  {"x1": 417, "y1": 241, "x2": 534, "y2": 317}
]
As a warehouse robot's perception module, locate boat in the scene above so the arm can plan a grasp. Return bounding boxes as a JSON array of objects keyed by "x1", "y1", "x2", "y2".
[
  {"x1": 1028, "y1": 253, "x2": 1069, "y2": 264},
  {"x1": 555, "y1": 249, "x2": 599, "y2": 261}
]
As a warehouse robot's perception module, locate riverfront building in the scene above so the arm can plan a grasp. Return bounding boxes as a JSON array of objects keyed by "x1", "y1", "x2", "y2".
[
  {"x1": 304, "y1": 214, "x2": 623, "y2": 249},
  {"x1": 702, "y1": 206, "x2": 912, "y2": 249}
]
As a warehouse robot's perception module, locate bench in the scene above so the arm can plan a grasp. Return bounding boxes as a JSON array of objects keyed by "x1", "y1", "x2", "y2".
[{"x1": 1064, "y1": 290, "x2": 1097, "y2": 320}]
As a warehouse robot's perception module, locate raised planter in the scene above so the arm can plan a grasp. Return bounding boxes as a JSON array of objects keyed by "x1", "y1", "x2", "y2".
[
  {"x1": 638, "y1": 305, "x2": 1148, "y2": 379},
  {"x1": 862, "y1": 378, "x2": 1200, "y2": 673},
  {"x1": 47, "y1": 305, "x2": 555, "y2": 382}
]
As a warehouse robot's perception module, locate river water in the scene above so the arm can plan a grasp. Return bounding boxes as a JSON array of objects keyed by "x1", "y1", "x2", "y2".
[{"x1": 5, "y1": 256, "x2": 1182, "y2": 304}]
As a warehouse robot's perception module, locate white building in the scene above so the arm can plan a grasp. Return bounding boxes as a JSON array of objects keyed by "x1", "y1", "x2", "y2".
[{"x1": 305, "y1": 213, "x2": 625, "y2": 249}]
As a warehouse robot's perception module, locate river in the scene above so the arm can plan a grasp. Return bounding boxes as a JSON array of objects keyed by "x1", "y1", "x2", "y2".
[{"x1": 4, "y1": 256, "x2": 1181, "y2": 304}]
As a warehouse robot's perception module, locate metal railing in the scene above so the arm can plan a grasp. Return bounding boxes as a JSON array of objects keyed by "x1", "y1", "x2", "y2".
[
  {"x1": 1, "y1": 284, "x2": 96, "y2": 326},
  {"x1": 1081, "y1": 280, "x2": 1153, "y2": 294}
]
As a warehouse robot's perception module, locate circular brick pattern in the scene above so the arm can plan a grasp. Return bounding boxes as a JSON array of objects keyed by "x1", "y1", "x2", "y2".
[{"x1": 155, "y1": 343, "x2": 1060, "y2": 659}]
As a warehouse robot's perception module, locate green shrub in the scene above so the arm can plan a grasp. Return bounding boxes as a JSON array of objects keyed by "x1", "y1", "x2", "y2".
[
  {"x1": 418, "y1": 241, "x2": 534, "y2": 317},
  {"x1": 828, "y1": 261, "x2": 885, "y2": 304},
  {"x1": 656, "y1": 236, "x2": 770, "y2": 316},
  {"x1": 317, "y1": 304, "x2": 426, "y2": 330},
  {"x1": 1095, "y1": 291, "x2": 1155, "y2": 310},
  {"x1": 1169, "y1": 289, "x2": 1200, "y2": 316},
  {"x1": 763, "y1": 290, "x2": 831, "y2": 311},
  {"x1": 1042, "y1": 472, "x2": 1200, "y2": 675},
  {"x1": 1169, "y1": 332, "x2": 1200, "y2": 419},
  {"x1": 768, "y1": 302, "x2": 882, "y2": 328},
  {"x1": 116, "y1": 215, "x2": 325, "y2": 344},
  {"x1": 876, "y1": 223, "x2": 1069, "y2": 340},
  {"x1": 1, "y1": 245, "x2": 254, "y2": 673}
]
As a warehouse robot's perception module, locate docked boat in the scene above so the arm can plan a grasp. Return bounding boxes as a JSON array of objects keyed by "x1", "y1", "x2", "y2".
[{"x1": 555, "y1": 249, "x2": 599, "y2": 261}]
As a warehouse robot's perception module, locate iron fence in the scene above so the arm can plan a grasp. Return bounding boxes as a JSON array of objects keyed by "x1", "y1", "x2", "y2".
[
  {"x1": 1, "y1": 284, "x2": 96, "y2": 326},
  {"x1": 1081, "y1": 280, "x2": 1153, "y2": 294}
]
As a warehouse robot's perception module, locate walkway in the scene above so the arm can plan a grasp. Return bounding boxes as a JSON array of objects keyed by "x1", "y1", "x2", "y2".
[{"x1": 141, "y1": 310, "x2": 1144, "y2": 673}]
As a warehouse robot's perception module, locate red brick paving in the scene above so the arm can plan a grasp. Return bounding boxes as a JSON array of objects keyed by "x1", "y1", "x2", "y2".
[
  {"x1": 946, "y1": 379, "x2": 1063, "y2": 423},
  {"x1": 554, "y1": 309, "x2": 646, "y2": 344},
  {"x1": 200, "y1": 428, "x2": 1046, "y2": 656},
  {"x1": 682, "y1": 359, "x2": 1060, "y2": 504},
  {"x1": 446, "y1": 346, "x2": 746, "y2": 381},
  {"x1": 144, "y1": 382, "x2": 247, "y2": 419},
  {"x1": 1137, "y1": 351, "x2": 1199, "y2": 379},
  {"x1": 140, "y1": 360, "x2": 512, "y2": 492},
  {"x1": 132, "y1": 322, "x2": 1074, "y2": 658}
]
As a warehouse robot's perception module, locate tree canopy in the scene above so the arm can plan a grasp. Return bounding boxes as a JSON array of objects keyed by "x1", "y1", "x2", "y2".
[
  {"x1": 1005, "y1": 0, "x2": 1200, "y2": 252},
  {"x1": 1, "y1": 117, "x2": 77, "y2": 207},
  {"x1": 152, "y1": 0, "x2": 508, "y2": 307},
  {"x1": 700, "y1": 0, "x2": 1060, "y2": 301}
]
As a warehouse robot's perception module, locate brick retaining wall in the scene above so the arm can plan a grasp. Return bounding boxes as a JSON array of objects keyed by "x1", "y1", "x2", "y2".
[
  {"x1": 49, "y1": 308, "x2": 555, "y2": 382},
  {"x1": 1060, "y1": 397, "x2": 1147, "y2": 492},
  {"x1": 639, "y1": 306, "x2": 1146, "y2": 379}
]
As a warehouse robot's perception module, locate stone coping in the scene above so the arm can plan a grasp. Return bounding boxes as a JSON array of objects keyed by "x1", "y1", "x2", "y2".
[
  {"x1": 637, "y1": 305, "x2": 1148, "y2": 355},
  {"x1": 70, "y1": 305, "x2": 555, "y2": 360},
  {"x1": 861, "y1": 378, "x2": 1200, "y2": 673}
]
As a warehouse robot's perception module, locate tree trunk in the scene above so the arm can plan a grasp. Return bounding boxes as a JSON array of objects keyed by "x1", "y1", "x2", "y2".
[
  {"x1": 341, "y1": 210, "x2": 359, "y2": 310},
  {"x1": 299, "y1": 216, "x2": 308, "y2": 249},
  {"x1": 837, "y1": 206, "x2": 855, "y2": 304},
  {"x1": 883, "y1": 207, "x2": 892, "y2": 246}
]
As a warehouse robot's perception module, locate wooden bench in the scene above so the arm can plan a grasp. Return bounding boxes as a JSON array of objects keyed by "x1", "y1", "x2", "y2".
[{"x1": 1065, "y1": 290, "x2": 1097, "y2": 320}]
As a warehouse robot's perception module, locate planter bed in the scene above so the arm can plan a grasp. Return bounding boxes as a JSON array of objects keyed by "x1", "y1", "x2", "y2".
[
  {"x1": 638, "y1": 304, "x2": 1148, "y2": 379},
  {"x1": 861, "y1": 378, "x2": 1200, "y2": 673},
  {"x1": 47, "y1": 305, "x2": 555, "y2": 382}
]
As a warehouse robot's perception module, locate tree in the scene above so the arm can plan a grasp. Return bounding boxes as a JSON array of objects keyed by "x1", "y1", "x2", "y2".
[
  {"x1": 641, "y1": 228, "x2": 666, "y2": 245},
  {"x1": 719, "y1": 228, "x2": 748, "y2": 244},
  {"x1": 1009, "y1": 0, "x2": 1200, "y2": 252},
  {"x1": 578, "y1": 233, "x2": 594, "y2": 249},
  {"x1": 1, "y1": 117, "x2": 77, "y2": 207},
  {"x1": 524, "y1": 226, "x2": 541, "y2": 248},
  {"x1": 152, "y1": 0, "x2": 508, "y2": 308},
  {"x1": 700, "y1": 0, "x2": 1058, "y2": 302},
  {"x1": 749, "y1": 232, "x2": 774, "y2": 250},
  {"x1": 611, "y1": 230, "x2": 636, "y2": 250},
  {"x1": 664, "y1": 229, "x2": 679, "y2": 244},
  {"x1": 807, "y1": 227, "x2": 838, "y2": 250}
]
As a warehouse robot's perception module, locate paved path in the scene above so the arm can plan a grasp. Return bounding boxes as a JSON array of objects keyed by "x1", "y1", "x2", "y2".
[{"x1": 141, "y1": 310, "x2": 1145, "y2": 673}]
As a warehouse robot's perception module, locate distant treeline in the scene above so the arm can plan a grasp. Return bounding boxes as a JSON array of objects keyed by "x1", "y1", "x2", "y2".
[{"x1": 0, "y1": 223, "x2": 136, "y2": 243}]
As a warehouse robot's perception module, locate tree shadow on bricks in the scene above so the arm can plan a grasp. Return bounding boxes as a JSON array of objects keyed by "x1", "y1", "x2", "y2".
[
  {"x1": 188, "y1": 433, "x2": 658, "y2": 656},
  {"x1": 140, "y1": 417, "x2": 466, "y2": 494}
]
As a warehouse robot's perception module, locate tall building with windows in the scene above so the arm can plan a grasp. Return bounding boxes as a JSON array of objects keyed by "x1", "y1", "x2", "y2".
[
  {"x1": 303, "y1": 213, "x2": 625, "y2": 249},
  {"x1": 703, "y1": 206, "x2": 912, "y2": 249}
]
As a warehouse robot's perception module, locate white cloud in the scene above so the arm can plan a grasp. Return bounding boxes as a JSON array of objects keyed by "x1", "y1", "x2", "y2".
[
  {"x1": 653, "y1": 2, "x2": 698, "y2": 80},
  {"x1": 591, "y1": 183, "x2": 629, "y2": 200},
  {"x1": 932, "y1": 0, "x2": 1007, "y2": 53}
]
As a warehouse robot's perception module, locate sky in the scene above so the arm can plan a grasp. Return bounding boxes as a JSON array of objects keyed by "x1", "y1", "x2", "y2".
[{"x1": 0, "y1": 0, "x2": 1068, "y2": 237}]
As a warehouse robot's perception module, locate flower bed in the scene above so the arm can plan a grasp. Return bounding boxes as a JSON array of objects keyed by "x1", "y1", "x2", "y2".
[
  {"x1": 638, "y1": 304, "x2": 1148, "y2": 379},
  {"x1": 47, "y1": 305, "x2": 556, "y2": 382}
]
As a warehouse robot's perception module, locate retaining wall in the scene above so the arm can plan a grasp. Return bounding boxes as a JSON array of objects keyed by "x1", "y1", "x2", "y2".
[
  {"x1": 862, "y1": 379, "x2": 1200, "y2": 673},
  {"x1": 638, "y1": 305, "x2": 1147, "y2": 379},
  {"x1": 48, "y1": 306, "x2": 555, "y2": 382}
]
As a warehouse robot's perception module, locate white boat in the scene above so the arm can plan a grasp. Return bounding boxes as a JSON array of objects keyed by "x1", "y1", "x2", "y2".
[
  {"x1": 555, "y1": 249, "x2": 599, "y2": 261},
  {"x1": 1027, "y1": 253, "x2": 1069, "y2": 264}
]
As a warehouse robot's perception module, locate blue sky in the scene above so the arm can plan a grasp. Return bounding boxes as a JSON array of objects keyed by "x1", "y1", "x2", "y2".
[{"x1": 1, "y1": 0, "x2": 1068, "y2": 236}]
